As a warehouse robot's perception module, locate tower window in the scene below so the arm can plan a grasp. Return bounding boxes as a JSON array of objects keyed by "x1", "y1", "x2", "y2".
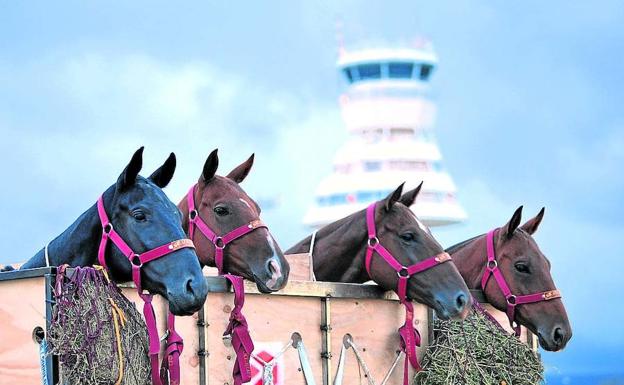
[
  {"x1": 343, "y1": 67, "x2": 354, "y2": 83},
  {"x1": 388, "y1": 62, "x2": 414, "y2": 79},
  {"x1": 357, "y1": 64, "x2": 381, "y2": 80},
  {"x1": 420, "y1": 64, "x2": 433, "y2": 81},
  {"x1": 363, "y1": 161, "x2": 382, "y2": 171}
]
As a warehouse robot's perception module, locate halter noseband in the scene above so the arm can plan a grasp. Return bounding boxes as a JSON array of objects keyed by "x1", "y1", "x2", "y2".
[
  {"x1": 186, "y1": 183, "x2": 263, "y2": 384},
  {"x1": 186, "y1": 184, "x2": 267, "y2": 275},
  {"x1": 97, "y1": 195, "x2": 195, "y2": 385},
  {"x1": 364, "y1": 202, "x2": 452, "y2": 383},
  {"x1": 481, "y1": 228, "x2": 562, "y2": 336},
  {"x1": 364, "y1": 202, "x2": 452, "y2": 303}
]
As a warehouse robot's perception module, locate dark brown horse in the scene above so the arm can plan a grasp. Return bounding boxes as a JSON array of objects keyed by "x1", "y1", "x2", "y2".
[
  {"x1": 446, "y1": 206, "x2": 572, "y2": 351},
  {"x1": 178, "y1": 149, "x2": 289, "y2": 293},
  {"x1": 287, "y1": 183, "x2": 471, "y2": 320}
]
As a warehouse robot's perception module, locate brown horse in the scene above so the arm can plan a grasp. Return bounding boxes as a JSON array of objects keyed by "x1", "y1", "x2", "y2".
[
  {"x1": 445, "y1": 206, "x2": 572, "y2": 351},
  {"x1": 287, "y1": 183, "x2": 471, "y2": 320},
  {"x1": 178, "y1": 149, "x2": 289, "y2": 293}
]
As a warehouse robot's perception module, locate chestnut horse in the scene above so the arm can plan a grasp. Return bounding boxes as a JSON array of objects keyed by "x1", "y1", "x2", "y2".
[
  {"x1": 178, "y1": 149, "x2": 289, "y2": 293},
  {"x1": 14, "y1": 148, "x2": 208, "y2": 316},
  {"x1": 287, "y1": 183, "x2": 471, "y2": 320},
  {"x1": 445, "y1": 206, "x2": 572, "y2": 351}
]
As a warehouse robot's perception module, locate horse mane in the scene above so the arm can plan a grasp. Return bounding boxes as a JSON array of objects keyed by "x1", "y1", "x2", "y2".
[{"x1": 445, "y1": 233, "x2": 483, "y2": 254}]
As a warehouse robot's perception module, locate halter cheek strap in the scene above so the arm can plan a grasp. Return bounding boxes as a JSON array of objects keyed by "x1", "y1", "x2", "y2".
[
  {"x1": 481, "y1": 228, "x2": 562, "y2": 336},
  {"x1": 185, "y1": 184, "x2": 264, "y2": 383},
  {"x1": 186, "y1": 184, "x2": 267, "y2": 274},
  {"x1": 364, "y1": 202, "x2": 451, "y2": 384},
  {"x1": 97, "y1": 195, "x2": 195, "y2": 385}
]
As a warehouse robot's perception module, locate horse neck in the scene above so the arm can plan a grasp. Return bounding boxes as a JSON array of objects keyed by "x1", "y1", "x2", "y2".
[
  {"x1": 446, "y1": 235, "x2": 487, "y2": 290},
  {"x1": 292, "y1": 211, "x2": 369, "y2": 283},
  {"x1": 22, "y1": 191, "x2": 109, "y2": 269}
]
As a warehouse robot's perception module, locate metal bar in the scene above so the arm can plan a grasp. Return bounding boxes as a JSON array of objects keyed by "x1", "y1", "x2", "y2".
[
  {"x1": 44, "y1": 269, "x2": 58, "y2": 385},
  {"x1": 320, "y1": 297, "x2": 331, "y2": 385},
  {"x1": 0, "y1": 267, "x2": 52, "y2": 281},
  {"x1": 427, "y1": 307, "x2": 434, "y2": 346},
  {"x1": 197, "y1": 304, "x2": 207, "y2": 385}
]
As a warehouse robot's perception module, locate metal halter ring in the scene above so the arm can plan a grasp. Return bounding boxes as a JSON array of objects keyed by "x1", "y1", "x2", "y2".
[
  {"x1": 189, "y1": 210, "x2": 198, "y2": 220},
  {"x1": 103, "y1": 223, "x2": 114, "y2": 234},
  {"x1": 507, "y1": 294, "x2": 517, "y2": 305},
  {"x1": 487, "y1": 259, "x2": 498, "y2": 269},
  {"x1": 214, "y1": 237, "x2": 225, "y2": 249},
  {"x1": 130, "y1": 254, "x2": 143, "y2": 267},
  {"x1": 367, "y1": 237, "x2": 380, "y2": 248},
  {"x1": 397, "y1": 267, "x2": 410, "y2": 278}
]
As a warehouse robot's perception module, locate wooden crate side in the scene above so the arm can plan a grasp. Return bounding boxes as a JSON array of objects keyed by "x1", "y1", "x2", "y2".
[
  {"x1": 329, "y1": 298, "x2": 429, "y2": 385},
  {"x1": 284, "y1": 253, "x2": 312, "y2": 281},
  {"x1": 204, "y1": 293, "x2": 324, "y2": 385},
  {"x1": 0, "y1": 277, "x2": 47, "y2": 385}
]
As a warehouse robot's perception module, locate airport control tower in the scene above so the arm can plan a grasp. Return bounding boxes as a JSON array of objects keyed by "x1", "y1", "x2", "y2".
[{"x1": 303, "y1": 42, "x2": 467, "y2": 228}]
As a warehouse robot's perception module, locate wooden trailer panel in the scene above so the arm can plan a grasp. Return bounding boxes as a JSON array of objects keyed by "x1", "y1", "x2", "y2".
[
  {"x1": 329, "y1": 297, "x2": 429, "y2": 385},
  {"x1": 204, "y1": 291, "x2": 323, "y2": 385}
]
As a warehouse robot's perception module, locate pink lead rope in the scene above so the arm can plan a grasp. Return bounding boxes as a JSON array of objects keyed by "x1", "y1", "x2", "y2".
[
  {"x1": 186, "y1": 184, "x2": 263, "y2": 383},
  {"x1": 364, "y1": 202, "x2": 451, "y2": 384},
  {"x1": 97, "y1": 195, "x2": 194, "y2": 385},
  {"x1": 481, "y1": 228, "x2": 562, "y2": 336}
]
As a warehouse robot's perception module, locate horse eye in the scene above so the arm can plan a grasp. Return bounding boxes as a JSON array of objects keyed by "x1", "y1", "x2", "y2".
[
  {"x1": 214, "y1": 206, "x2": 230, "y2": 217},
  {"x1": 400, "y1": 233, "x2": 415, "y2": 242},
  {"x1": 131, "y1": 210, "x2": 146, "y2": 221},
  {"x1": 515, "y1": 262, "x2": 530, "y2": 274}
]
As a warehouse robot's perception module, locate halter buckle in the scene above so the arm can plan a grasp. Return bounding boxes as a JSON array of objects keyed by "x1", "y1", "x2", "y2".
[
  {"x1": 214, "y1": 237, "x2": 225, "y2": 249},
  {"x1": 487, "y1": 259, "x2": 498, "y2": 269},
  {"x1": 507, "y1": 294, "x2": 517, "y2": 305},
  {"x1": 103, "y1": 223, "x2": 114, "y2": 234},
  {"x1": 367, "y1": 237, "x2": 380, "y2": 248},
  {"x1": 189, "y1": 209, "x2": 198, "y2": 220},
  {"x1": 130, "y1": 254, "x2": 143, "y2": 267},
  {"x1": 397, "y1": 267, "x2": 410, "y2": 278}
]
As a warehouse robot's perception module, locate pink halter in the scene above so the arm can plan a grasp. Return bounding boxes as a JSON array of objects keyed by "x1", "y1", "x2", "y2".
[
  {"x1": 481, "y1": 228, "x2": 562, "y2": 336},
  {"x1": 97, "y1": 195, "x2": 195, "y2": 385},
  {"x1": 364, "y1": 202, "x2": 452, "y2": 383},
  {"x1": 186, "y1": 184, "x2": 267, "y2": 275},
  {"x1": 185, "y1": 183, "x2": 260, "y2": 383}
]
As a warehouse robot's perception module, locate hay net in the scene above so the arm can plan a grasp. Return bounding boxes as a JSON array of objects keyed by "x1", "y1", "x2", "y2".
[
  {"x1": 49, "y1": 265, "x2": 151, "y2": 385},
  {"x1": 414, "y1": 303, "x2": 544, "y2": 385}
]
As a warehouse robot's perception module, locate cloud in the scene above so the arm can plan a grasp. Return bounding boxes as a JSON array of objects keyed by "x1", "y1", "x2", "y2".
[{"x1": 0, "y1": 51, "x2": 340, "y2": 260}]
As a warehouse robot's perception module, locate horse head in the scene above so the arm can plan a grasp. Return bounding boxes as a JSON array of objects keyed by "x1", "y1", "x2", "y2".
[
  {"x1": 180, "y1": 149, "x2": 289, "y2": 293},
  {"x1": 102, "y1": 147, "x2": 208, "y2": 315}
]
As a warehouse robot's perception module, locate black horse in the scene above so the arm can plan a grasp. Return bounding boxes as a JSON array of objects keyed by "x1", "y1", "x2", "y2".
[{"x1": 9, "y1": 147, "x2": 208, "y2": 316}]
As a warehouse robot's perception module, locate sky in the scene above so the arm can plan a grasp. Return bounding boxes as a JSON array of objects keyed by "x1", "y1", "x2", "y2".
[{"x1": 1, "y1": 1, "x2": 623, "y2": 380}]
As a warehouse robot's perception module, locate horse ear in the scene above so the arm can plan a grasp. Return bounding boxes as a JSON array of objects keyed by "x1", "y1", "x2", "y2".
[
  {"x1": 201, "y1": 149, "x2": 219, "y2": 183},
  {"x1": 226, "y1": 153, "x2": 255, "y2": 184},
  {"x1": 383, "y1": 182, "x2": 405, "y2": 211},
  {"x1": 149, "y1": 152, "x2": 176, "y2": 188},
  {"x1": 116, "y1": 147, "x2": 144, "y2": 191},
  {"x1": 521, "y1": 207, "x2": 545, "y2": 235},
  {"x1": 502, "y1": 205, "x2": 523, "y2": 240},
  {"x1": 399, "y1": 181, "x2": 423, "y2": 207}
]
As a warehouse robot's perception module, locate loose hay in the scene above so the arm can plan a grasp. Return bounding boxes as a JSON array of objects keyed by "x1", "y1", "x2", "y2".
[
  {"x1": 49, "y1": 266, "x2": 151, "y2": 385},
  {"x1": 414, "y1": 304, "x2": 544, "y2": 385}
]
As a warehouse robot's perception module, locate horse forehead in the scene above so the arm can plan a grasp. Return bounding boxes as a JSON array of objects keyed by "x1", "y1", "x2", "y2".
[
  {"x1": 131, "y1": 181, "x2": 173, "y2": 209},
  {"x1": 402, "y1": 207, "x2": 430, "y2": 233}
]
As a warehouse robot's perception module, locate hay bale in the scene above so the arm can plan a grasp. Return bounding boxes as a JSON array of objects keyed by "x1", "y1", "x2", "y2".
[
  {"x1": 49, "y1": 266, "x2": 151, "y2": 385},
  {"x1": 414, "y1": 305, "x2": 543, "y2": 385}
]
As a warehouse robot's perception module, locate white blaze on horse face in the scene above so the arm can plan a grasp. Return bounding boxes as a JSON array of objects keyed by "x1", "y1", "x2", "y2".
[
  {"x1": 409, "y1": 209, "x2": 431, "y2": 234},
  {"x1": 239, "y1": 198, "x2": 252, "y2": 209},
  {"x1": 265, "y1": 234, "x2": 283, "y2": 288}
]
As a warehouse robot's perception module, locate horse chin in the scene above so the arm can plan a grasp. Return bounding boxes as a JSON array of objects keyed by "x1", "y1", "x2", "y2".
[
  {"x1": 168, "y1": 301, "x2": 202, "y2": 316},
  {"x1": 252, "y1": 274, "x2": 283, "y2": 293}
]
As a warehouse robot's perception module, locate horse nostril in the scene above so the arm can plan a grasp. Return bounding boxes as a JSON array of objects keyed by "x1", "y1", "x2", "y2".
[
  {"x1": 455, "y1": 293, "x2": 467, "y2": 311},
  {"x1": 185, "y1": 278, "x2": 195, "y2": 296},
  {"x1": 553, "y1": 327, "x2": 565, "y2": 345}
]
